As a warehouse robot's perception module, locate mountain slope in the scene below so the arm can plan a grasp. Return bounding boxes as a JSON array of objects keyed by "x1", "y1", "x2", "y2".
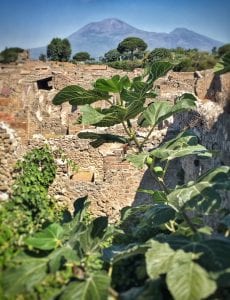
[{"x1": 30, "y1": 18, "x2": 223, "y2": 59}]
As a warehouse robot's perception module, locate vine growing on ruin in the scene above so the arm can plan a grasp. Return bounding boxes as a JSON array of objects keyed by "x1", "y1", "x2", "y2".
[{"x1": 0, "y1": 146, "x2": 62, "y2": 268}]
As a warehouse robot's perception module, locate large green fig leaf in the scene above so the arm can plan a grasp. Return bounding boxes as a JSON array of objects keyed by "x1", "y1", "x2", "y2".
[
  {"x1": 52, "y1": 85, "x2": 110, "y2": 105},
  {"x1": 120, "y1": 78, "x2": 155, "y2": 105},
  {"x1": 156, "y1": 235, "x2": 230, "y2": 272},
  {"x1": 124, "y1": 98, "x2": 145, "y2": 119},
  {"x1": 48, "y1": 245, "x2": 79, "y2": 273},
  {"x1": 77, "y1": 216, "x2": 109, "y2": 254},
  {"x1": 150, "y1": 130, "x2": 211, "y2": 161},
  {"x1": 220, "y1": 214, "x2": 230, "y2": 229},
  {"x1": 120, "y1": 88, "x2": 146, "y2": 104},
  {"x1": 146, "y1": 241, "x2": 216, "y2": 300},
  {"x1": 201, "y1": 239, "x2": 230, "y2": 271},
  {"x1": 126, "y1": 152, "x2": 149, "y2": 169},
  {"x1": 80, "y1": 105, "x2": 106, "y2": 125},
  {"x1": 145, "y1": 240, "x2": 176, "y2": 279},
  {"x1": 25, "y1": 223, "x2": 64, "y2": 250},
  {"x1": 62, "y1": 197, "x2": 90, "y2": 239},
  {"x1": 3, "y1": 257, "x2": 47, "y2": 297},
  {"x1": 103, "y1": 243, "x2": 147, "y2": 264},
  {"x1": 80, "y1": 100, "x2": 145, "y2": 128},
  {"x1": 172, "y1": 93, "x2": 197, "y2": 112},
  {"x1": 60, "y1": 272, "x2": 110, "y2": 300},
  {"x1": 120, "y1": 280, "x2": 163, "y2": 300},
  {"x1": 137, "y1": 189, "x2": 167, "y2": 203},
  {"x1": 143, "y1": 204, "x2": 176, "y2": 226},
  {"x1": 78, "y1": 131, "x2": 127, "y2": 148},
  {"x1": 214, "y1": 52, "x2": 230, "y2": 75},
  {"x1": 120, "y1": 204, "x2": 152, "y2": 222},
  {"x1": 94, "y1": 75, "x2": 130, "y2": 93},
  {"x1": 166, "y1": 251, "x2": 217, "y2": 300},
  {"x1": 138, "y1": 101, "x2": 172, "y2": 127},
  {"x1": 80, "y1": 105, "x2": 126, "y2": 127},
  {"x1": 151, "y1": 144, "x2": 210, "y2": 161},
  {"x1": 168, "y1": 166, "x2": 230, "y2": 213},
  {"x1": 65, "y1": 212, "x2": 110, "y2": 255},
  {"x1": 138, "y1": 93, "x2": 196, "y2": 128},
  {"x1": 147, "y1": 61, "x2": 174, "y2": 83}
]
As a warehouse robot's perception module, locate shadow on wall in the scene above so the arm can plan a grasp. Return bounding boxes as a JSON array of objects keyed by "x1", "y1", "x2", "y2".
[
  {"x1": 206, "y1": 73, "x2": 230, "y2": 113},
  {"x1": 132, "y1": 94, "x2": 230, "y2": 207}
]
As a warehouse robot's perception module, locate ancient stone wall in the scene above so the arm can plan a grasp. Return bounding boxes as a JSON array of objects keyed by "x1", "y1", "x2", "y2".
[
  {"x1": 0, "y1": 122, "x2": 21, "y2": 201},
  {"x1": 23, "y1": 135, "x2": 145, "y2": 220},
  {"x1": 0, "y1": 61, "x2": 143, "y2": 143},
  {"x1": 0, "y1": 61, "x2": 229, "y2": 218}
]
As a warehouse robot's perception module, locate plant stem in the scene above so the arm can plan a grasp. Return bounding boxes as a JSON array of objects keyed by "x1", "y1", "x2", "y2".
[
  {"x1": 121, "y1": 121, "x2": 141, "y2": 151},
  {"x1": 181, "y1": 208, "x2": 197, "y2": 234},
  {"x1": 163, "y1": 160, "x2": 170, "y2": 179},
  {"x1": 108, "y1": 265, "x2": 113, "y2": 277},
  {"x1": 126, "y1": 120, "x2": 142, "y2": 150},
  {"x1": 149, "y1": 166, "x2": 169, "y2": 194},
  {"x1": 139, "y1": 125, "x2": 155, "y2": 149},
  {"x1": 108, "y1": 287, "x2": 119, "y2": 299},
  {"x1": 149, "y1": 162, "x2": 197, "y2": 234},
  {"x1": 116, "y1": 93, "x2": 122, "y2": 105}
]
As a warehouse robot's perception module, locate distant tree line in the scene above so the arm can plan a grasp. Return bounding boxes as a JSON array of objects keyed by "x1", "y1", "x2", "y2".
[
  {"x1": 1, "y1": 37, "x2": 229, "y2": 74},
  {"x1": 0, "y1": 47, "x2": 24, "y2": 63},
  {"x1": 39, "y1": 38, "x2": 93, "y2": 63},
  {"x1": 102, "y1": 39, "x2": 230, "y2": 71},
  {"x1": 44, "y1": 35, "x2": 227, "y2": 71}
]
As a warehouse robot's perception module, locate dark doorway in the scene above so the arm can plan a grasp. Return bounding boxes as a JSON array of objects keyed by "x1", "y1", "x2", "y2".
[{"x1": 37, "y1": 77, "x2": 53, "y2": 90}]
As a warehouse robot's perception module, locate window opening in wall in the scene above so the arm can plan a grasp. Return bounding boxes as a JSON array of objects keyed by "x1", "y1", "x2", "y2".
[
  {"x1": 37, "y1": 77, "x2": 53, "y2": 90},
  {"x1": 194, "y1": 159, "x2": 200, "y2": 167}
]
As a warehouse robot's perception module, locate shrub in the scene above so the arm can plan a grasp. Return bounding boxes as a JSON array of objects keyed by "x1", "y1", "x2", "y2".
[
  {"x1": 108, "y1": 59, "x2": 143, "y2": 71},
  {"x1": 0, "y1": 47, "x2": 24, "y2": 63},
  {"x1": 0, "y1": 146, "x2": 61, "y2": 268}
]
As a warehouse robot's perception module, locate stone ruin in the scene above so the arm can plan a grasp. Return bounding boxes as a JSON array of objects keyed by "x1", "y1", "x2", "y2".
[{"x1": 0, "y1": 60, "x2": 229, "y2": 220}]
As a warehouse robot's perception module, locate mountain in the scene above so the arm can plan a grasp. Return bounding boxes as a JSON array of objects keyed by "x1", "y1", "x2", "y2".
[{"x1": 30, "y1": 18, "x2": 223, "y2": 59}]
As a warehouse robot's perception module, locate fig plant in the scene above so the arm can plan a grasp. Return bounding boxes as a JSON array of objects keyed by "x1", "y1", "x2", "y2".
[{"x1": 51, "y1": 61, "x2": 230, "y2": 299}]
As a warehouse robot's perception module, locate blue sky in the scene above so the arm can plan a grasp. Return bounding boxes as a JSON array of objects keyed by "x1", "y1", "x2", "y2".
[{"x1": 0, "y1": 0, "x2": 229, "y2": 51}]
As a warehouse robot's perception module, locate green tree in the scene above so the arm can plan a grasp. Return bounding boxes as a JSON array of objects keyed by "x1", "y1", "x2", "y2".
[
  {"x1": 73, "y1": 51, "x2": 91, "y2": 62},
  {"x1": 212, "y1": 46, "x2": 217, "y2": 55},
  {"x1": 61, "y1": 38, "x2": 72, "y2": 61},
  {"x1": 173, "y1": 49, "x2": 217, "y2": 72},
  {"x1": 218, "y1": 43, "x2": 230, "y2": 57},
  {"x1": 117, "y1": 37, "x2": 147, "y2": 60},
  {"x1": 0, "y1": 47, "x2": 24, "y2": 63},
  {"x1": 214, "y1": 52, "x2": 230, "y2": 75},
  {"x1": 47, "y1": 38, "x2": 71, "y2": 62},
  {"x1": 146, "y1": 48, "x2": 172, "y2": 63},
  {"x1": 39, "y1": 53, "x2": 46, "y2": 62},
  {"x1": 104, "y1": 49, "x2": 120, "y2": 62}
]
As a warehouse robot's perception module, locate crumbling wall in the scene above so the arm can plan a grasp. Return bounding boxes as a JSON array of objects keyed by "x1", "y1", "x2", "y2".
[
  {"x1": 0, "y1": 62, "x2": 143, "y2": 143},
  {"x1": 25, "y1": 135, "x2": 145, "y2": 220},
  {"x1": 0, "y1": 61, "x2": 229, "y2": 219},
  {"x1": 0, "y1": 122, "x2": 21, "y2": 201}
]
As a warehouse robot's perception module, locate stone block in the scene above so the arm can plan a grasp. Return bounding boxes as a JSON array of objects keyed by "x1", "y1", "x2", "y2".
[
  {"x1": 84, "y1": 65, "x2": 107, "y2": 71},
  {"x1": 72, "y1": 170, "x2": 94, "y2": 182},
  {"x1": 0, "y1": 98, "x2": 12, "y2": 106},
  {"x1": 10, "y1": 121, "x2": 27, "y2": 130},
  {"x1": 0, "y1": 112, "x2": 15, "y2": 122}
]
